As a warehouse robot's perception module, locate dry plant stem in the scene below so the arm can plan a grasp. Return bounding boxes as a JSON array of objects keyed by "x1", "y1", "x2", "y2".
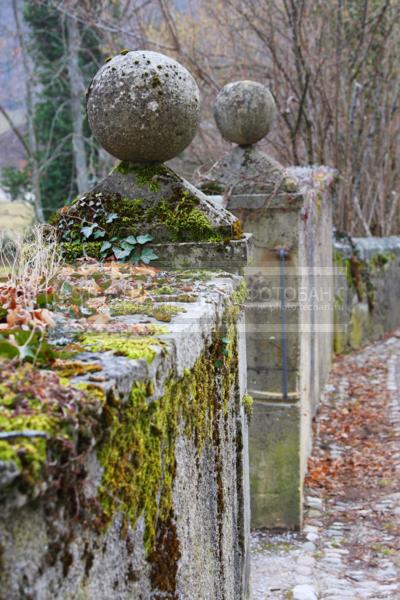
[{"x1": 0, "y1": 225, "x2": 62, "y2": 306}]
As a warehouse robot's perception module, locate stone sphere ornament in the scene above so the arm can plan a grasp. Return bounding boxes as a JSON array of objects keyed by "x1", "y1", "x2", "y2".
[
  {"x1": 87, "y1": 50, "x2": 200, "y2": 162},
  {"x1": 214, "y1": 81, "x2": 276, "y2": 146}
]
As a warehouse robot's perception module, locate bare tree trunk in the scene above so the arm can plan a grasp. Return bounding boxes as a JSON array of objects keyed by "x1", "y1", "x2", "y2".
[
  {"x1": 12, "y1": 0, "x2": 45, "y2": 223},
  {"x1": 66, "y1": 14, "x2": 89, "y2": 195}
]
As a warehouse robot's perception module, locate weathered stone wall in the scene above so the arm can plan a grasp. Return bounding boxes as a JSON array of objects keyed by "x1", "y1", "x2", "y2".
[
  {"x1": 334, "y1": 235, "x2": 400, "y2": 352},
  {"x1": 0, "y1": 273, "x2": 250, "y2": 600}
]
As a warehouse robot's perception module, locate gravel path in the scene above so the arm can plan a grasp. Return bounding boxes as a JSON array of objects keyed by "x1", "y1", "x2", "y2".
[{"x1": 251, "y1": 333, "x2": 400, "y2": 599}]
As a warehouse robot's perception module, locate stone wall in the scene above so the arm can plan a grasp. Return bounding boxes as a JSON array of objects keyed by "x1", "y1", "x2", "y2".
[
  {"x1": 334, "y1": 235, "x2": 400, "y2": 352},
  {"x1": 0, "y1": 272, "x2": 251, "y2": 600}
]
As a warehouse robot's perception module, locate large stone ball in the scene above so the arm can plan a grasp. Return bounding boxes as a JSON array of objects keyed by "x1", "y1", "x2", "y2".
[
  {"x1": 87, "y1": 50, "x2": 200, "y2": 162},
  {"x1": 214, "y1": 81, "x2": 276, "y2": 145}
]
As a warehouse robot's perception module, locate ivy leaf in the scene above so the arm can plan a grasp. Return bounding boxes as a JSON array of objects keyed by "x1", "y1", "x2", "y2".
[
  {"x1": 81, "y1": 224, "x2": 98, "y2": 239},
  {"x1": 140, "y1": 247, "x2": 159, "y2": 264},
  {"x1": 106, "y1": 212, "x2": 118, "y2": 223},
  {"x1": 113, "y1": 246, "x2": 132, "y2": 260},
  {"x1": 120, "y1": 238, "x2": 137, "y2": 250},
  {"x1": 136, "y1": 234, "x2": 153, "y2": 245},
  {"x1": 93, "y1": 229, "x2": 106, "y2": 239},
  {"x1": 124, "y1": 235, "x2": 137, "y2": 245},
  {"x1": 100, "y1": 241, "x2": 112, "y2": 254}
]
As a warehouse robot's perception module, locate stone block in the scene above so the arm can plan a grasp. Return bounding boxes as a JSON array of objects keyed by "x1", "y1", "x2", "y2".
[{"x1": 249, "y1": 401, "x2": 301, "y2": 530}]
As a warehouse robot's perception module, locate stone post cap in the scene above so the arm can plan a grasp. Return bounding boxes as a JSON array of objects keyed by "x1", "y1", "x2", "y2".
[
  {"x1": 87, "y1": 50, "x2": 201, "y2": 162},
  {"x1": 214, "y1": 81, "x2": 276, "y2": 146}
]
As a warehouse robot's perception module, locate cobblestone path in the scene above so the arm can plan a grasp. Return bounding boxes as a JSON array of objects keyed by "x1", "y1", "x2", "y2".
[{"x1": 251, "y1": 333, "x2": 400, "y2": 599}]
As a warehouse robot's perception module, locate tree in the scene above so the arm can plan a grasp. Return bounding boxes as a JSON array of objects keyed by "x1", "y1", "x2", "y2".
[{"x1": 22, "y1": 0, "x2": 103, "y2": 219}]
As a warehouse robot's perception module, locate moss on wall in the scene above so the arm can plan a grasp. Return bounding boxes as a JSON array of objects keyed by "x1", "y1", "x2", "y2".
[
  {"x1": 334, "y1": 247, "x2": 398, "y2": 353},
  {"x1": 0, "y1": 363, "x2": 105, "y2": 497},
  {"x1": 110, "y1": 300, "x2": 184, "y2": 322},
  {"x1": 114, "y1": 161, "x2": 180, "y2": 191},
  {"x1": 80, "y1": 332, "x2": 168, "y2": 363},
  {"x1": 242, "y1": 394, "x2": 253, "y2": 421},
  {"x1": 97, "y1": 305, "x2": 240, "y2": 555}
]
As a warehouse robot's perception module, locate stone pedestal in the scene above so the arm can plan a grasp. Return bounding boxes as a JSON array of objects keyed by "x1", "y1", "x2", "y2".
[{"x1": 199, "y1": 81, "x2": 336, "y2": 529}]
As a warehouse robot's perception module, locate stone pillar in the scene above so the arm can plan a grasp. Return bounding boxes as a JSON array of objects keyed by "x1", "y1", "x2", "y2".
[
  {"x1": 57, "y1": 50, "x2": 251, "y2": 274},
  {"x1": 199, "y1": 81, "x2": 335, "y2": 529}
]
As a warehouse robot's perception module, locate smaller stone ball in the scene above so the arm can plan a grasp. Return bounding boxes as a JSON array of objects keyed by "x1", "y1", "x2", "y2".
[
  {"x1": 214, "y1": 81, "x2": 276, "y2": 145},
  {"x1": 87, "y1": 50, "x2": 200, "y2": 163}
]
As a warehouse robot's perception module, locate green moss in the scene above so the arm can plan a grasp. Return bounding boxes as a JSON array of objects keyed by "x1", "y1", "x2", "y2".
[
  {"x1": 174, "y1": 269, "x2": 221, "y2": 281},
  {"x1": 333, "y1": 326, "x2": 346, "y2": 354},
  {"x1": 54, "y1": 157, "x2": 243, "y2": 258},
  {"x1": 242, "y1": 394, "x2": 253, "y2": 421},
  {"x1": 53, "y1": 360, "x2": 103, "y2": 378},
  {"x1": 114, "y1": 161, "x2": 179, "y2": 191},
  {"x1": 0, "y1": 363, "x2": 105, "y2": 495},
  {"x1": 56, "y1": 186, "x2": 232, "y2": 257},
  {"x1": 71, "y1": 382, "x2": 107, "y2": 403},
  {"x1": 62, "y1": 241, "x2": 102, "y2": 261},
  {"x1": 370, "y1": 251, "x2": 396, "y2": 270},
  {"x1": 144, "y1": 190, "x2": 225, "y2": 242},
  {"x1": 334, "y1": 252, "x2": 353, "y2": 287},
  {"x1": 0, "y1": 414, "x2": 54, "y2": 481},
  {"x1": 80, "y1": 332, "x2": 167, "y2": 363},
  {"x1": 98, "y1": 304, "x2": 240, "y2": 553},
  {"x1": 154, "y1": 294, "x2": 197, "y2": 303},
  {"x1": 110, "y1": 300, "x2": 184, "y2": 322},
  {"x1": 152, "y1": 285, "x2": 175, "y2": 295},
  {"x1": 150, "y1": 74, "x2": 161, "y2": 88},
  {"x1": 232, "y1": 280, "x2": 248, "y2": 306}
]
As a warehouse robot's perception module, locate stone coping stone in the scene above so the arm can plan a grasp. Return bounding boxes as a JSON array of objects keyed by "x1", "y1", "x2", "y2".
[
  {"x1": 203, "y1": 166, "x2": 337, "y2": 213},
  {"x1": 68, "y1": 271, "x2": 244, "y2": 385},
  {"x1": 2, "y1": 270, "x2": 245, "y2": 509},
  {"x1": 335, "y1": 235, "x2": 400, "y2": 261},
  {"x1": 147, "y1": 233, "x2": 253, "y2": 270}
]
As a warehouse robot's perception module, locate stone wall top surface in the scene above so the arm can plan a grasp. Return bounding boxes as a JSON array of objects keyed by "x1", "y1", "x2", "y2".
[{"x1": 335, "y1": 235, "x2": 400, "y2": 260}]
